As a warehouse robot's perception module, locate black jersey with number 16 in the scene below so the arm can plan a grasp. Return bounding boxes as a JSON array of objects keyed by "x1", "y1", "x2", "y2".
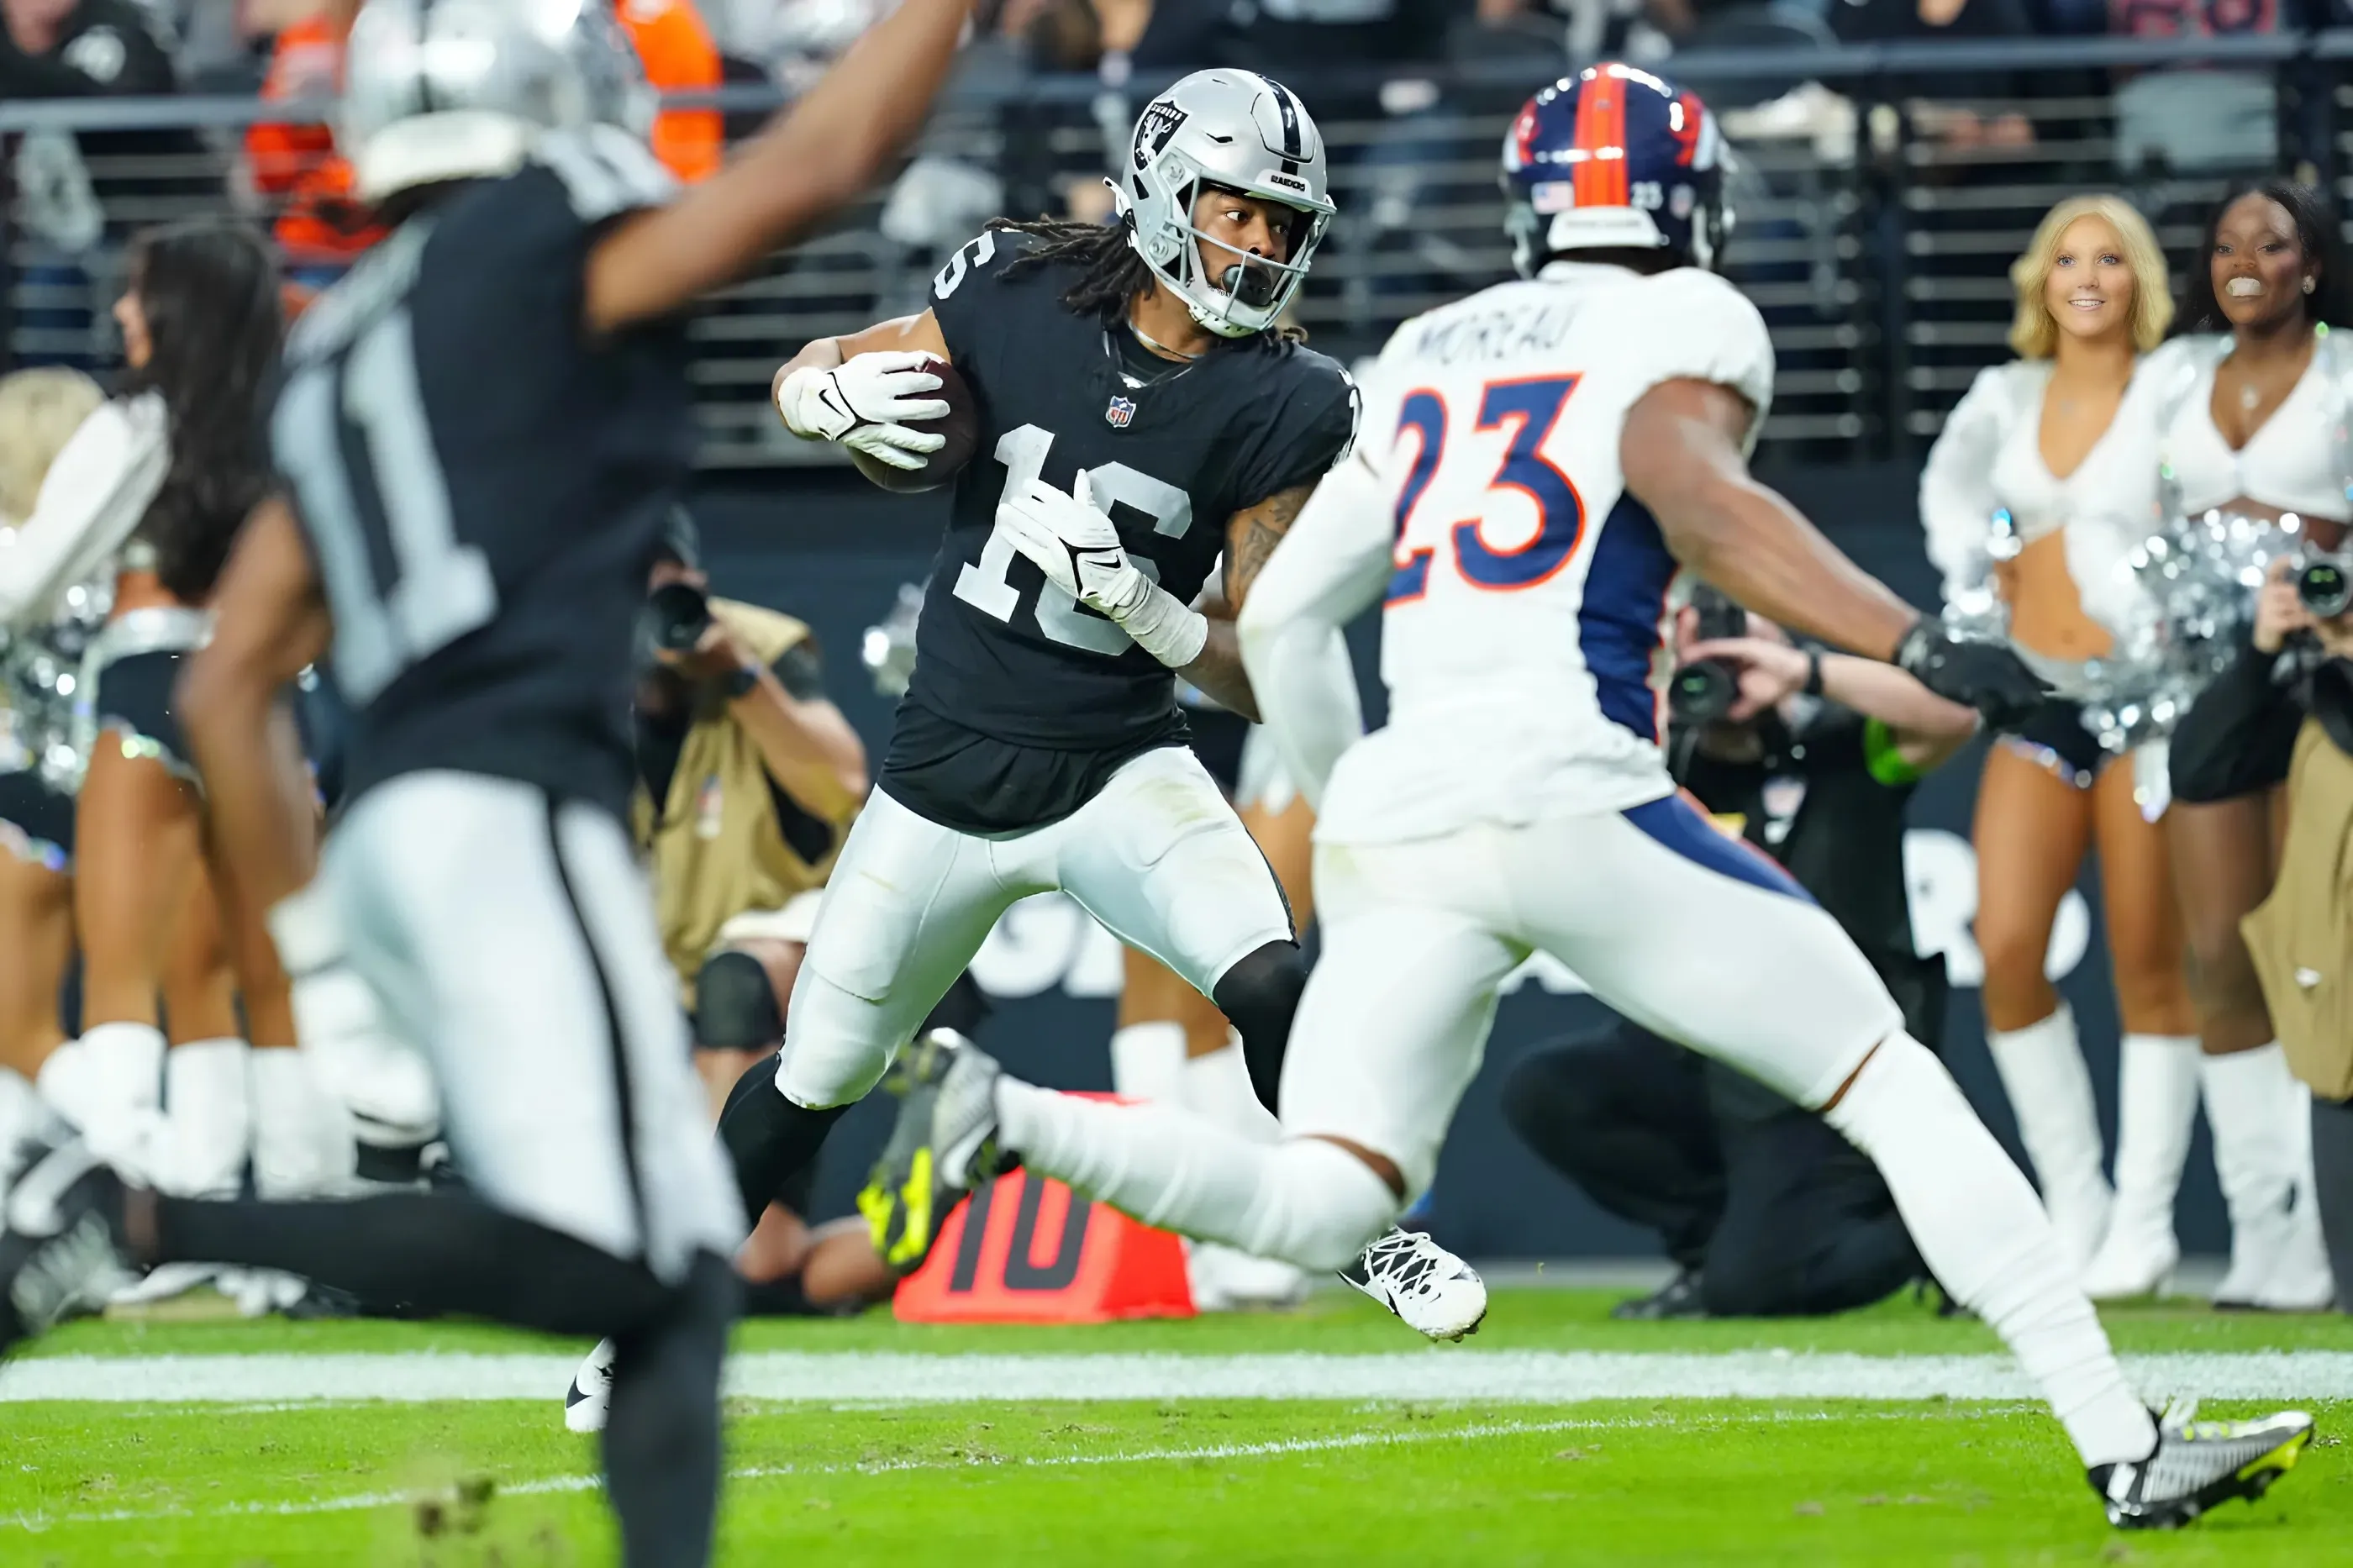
[
  {"x1": 270, "y1": 129, "x2": 693, "y2": 821},
  {"x1": 896, "y1": 229, "x2": 1356, "y2": 774}
]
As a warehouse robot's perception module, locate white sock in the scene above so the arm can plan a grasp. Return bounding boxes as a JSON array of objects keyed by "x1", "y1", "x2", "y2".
[
  {"x1": 163, "y1": 1038, "x2": 252, "y2": 1198},
  {"x1": 1108, "y1": 1021, "x2": 1186, "y2": 1104},
  {"x1": 995, "y1": 1079, "x2": 1395, "y2": 1272},
  {"x1": 37, "y1": 1020, "x2": 165, "y2": 1136},
  {"x1": 1984, "y1": 1004, "x2": 2111, "y2": 1262},
  {"x1": 1182, "y1": 1036, "x2": 1280, "y2": 1144},
  {"x1": 250, "y1": 1046, "x2": 358, "y2": 1198},
  {"x1": 1824, "y1": 1033, "x2": 2155, "y2": 1468},
  {"x1": 2106, "y1": 1034, "x2": 2199, "y2": 1231}
]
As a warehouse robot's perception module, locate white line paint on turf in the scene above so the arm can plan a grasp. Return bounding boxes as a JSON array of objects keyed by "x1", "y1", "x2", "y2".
[
  {"x1": 16, "y1": 1409, "x2": 1890, "y2": 1532},
  {"x1": 2, "y1": 1349, "x2": 2348, "y2": 1404}
]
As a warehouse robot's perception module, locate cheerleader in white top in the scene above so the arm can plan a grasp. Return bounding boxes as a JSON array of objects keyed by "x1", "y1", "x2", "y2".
[
  {"x1": 1920, "y1": 197, "x2": 2198, "y2": 1295},
  {"x1": 1, "y1": 223, "x2": 357, "y2": 1223},
  {"x1": 2135, "y1": 181, "x2": 2350, "y2": 1311}
]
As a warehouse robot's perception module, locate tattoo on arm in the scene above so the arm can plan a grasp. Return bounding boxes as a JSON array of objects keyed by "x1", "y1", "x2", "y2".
[{"x1": 1224, "y1": 483, "x2": 1314, "y2": 608}]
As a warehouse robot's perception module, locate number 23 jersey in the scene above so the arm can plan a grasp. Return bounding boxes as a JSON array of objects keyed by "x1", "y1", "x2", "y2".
[
  {"x1": 898, "y1": 229, "x2": 1356, "y2": 772},
  {"x1": 1318, "y1": 262, "x2": 1775, "y2": 845}
]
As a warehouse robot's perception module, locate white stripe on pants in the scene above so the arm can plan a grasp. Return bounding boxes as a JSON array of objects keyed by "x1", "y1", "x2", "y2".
[{"x1": 321, "y1": 771, "x2": 744, "y2": 1282}]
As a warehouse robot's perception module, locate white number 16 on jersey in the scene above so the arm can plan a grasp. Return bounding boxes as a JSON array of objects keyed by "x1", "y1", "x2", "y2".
[{"x1": 954, "y1": 424, "x2": 1192, "y2": 656}]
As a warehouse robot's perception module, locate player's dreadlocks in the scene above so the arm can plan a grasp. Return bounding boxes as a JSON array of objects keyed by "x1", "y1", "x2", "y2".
[{"x1": 986, "y1": 213, "x2": 1307, "y2": 342}]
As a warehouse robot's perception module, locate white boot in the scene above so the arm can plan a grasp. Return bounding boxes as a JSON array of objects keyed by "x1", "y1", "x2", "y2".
[
  {"x1": 1985, "y1": 1004, "x2": 2113, "y2": 1273},
  {"x1": 1180, "y1": 1036, "x2": 1308, "y2": 1311},
  {"x1": 250, "y1": 1045, "x2": 359, "y2": 1199},
  {"x1": 2257, "y1": 1076, "x2": 2335, "y2": 1311},
  {"x1": 2082, "y1": 1033, "x2": 2198, "y2": 1299},
  {"x1": 36, "y1": 1021, "x2": 162, "y2": 1139},
  {"x1": 161, "y1": 1038, "x2": 252, "y2": 1198},
  {"x1": 2203, "y1": 1044, "x2": 2333, "y2": 1310}
]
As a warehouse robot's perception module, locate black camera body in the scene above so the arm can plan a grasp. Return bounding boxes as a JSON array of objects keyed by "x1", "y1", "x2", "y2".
[
  {"x1": 1669, "y1": 585, "x2": 1747, "y2": 723},
  {"x1": 2297, "y1": 552, "x2": 2353, "y2": 620},
  {"x1": 645, "y1": 581, "x2": 714, "y2": 653}
]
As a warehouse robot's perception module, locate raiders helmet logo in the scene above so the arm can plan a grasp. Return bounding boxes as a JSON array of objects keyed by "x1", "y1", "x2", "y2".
[{"x1": 1134, "y1": 102, "x2": 1189, "y2": 171}]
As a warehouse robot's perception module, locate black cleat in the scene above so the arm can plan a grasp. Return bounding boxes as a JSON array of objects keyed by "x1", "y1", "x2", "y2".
[
  {"x1": 0, "y1": 1136, "x2": 138, "y2": 1353},
  {"x1": 2090, "y1": 1399, "x2": 2315, "y2": 1529}
]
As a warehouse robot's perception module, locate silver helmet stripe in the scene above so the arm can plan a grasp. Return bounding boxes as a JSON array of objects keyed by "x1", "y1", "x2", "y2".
[{"x1": 1266, "y1": 76, "x2": 1303, "y2": 169}]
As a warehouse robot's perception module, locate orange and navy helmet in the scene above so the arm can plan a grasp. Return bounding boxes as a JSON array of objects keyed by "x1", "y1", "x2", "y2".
[{"x1": 1501, "y1": 63, "x2": 1729, "y2": 279}]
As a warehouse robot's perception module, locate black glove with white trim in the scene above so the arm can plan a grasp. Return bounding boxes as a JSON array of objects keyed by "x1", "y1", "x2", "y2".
[{"x1": 1894, "y1": 613, "x2": 2050, "y2": 730}]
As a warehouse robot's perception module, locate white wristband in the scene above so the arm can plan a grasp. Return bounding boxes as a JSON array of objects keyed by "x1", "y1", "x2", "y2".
[{"x1": 1109, "y1": 581, "x2": 1208, "y2": 669}]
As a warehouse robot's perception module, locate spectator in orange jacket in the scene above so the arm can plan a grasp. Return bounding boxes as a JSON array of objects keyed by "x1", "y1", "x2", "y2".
[
  {"x1": 620, "y1": 0, "x2": 725, "y2": 186},
  {"x1": 246, "y1": 0, "x2": 721, "y2": 287}
]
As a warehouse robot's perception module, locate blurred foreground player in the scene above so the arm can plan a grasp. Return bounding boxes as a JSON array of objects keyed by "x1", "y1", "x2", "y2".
[
  {"x1": 0, "y1": 1, "x2": 976, "y2": 1564},
  {"x1": 753, "y1": 68, "x2": 1483, "y2": 1335},
  {"x1": 865, "y1": 64, "x2": 2317, "y2": 1526}
]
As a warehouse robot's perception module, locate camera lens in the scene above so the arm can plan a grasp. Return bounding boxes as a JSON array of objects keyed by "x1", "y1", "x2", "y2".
[
  {"x1": 2297, "y1": 559, "x2": 2352, "y2": 619},
  {"x1": 1669, "y1": 659, "x2": 1738, "y2": 723},
  {"x1": 646, "y1": 581, "x2": 713, "y2": 651}
]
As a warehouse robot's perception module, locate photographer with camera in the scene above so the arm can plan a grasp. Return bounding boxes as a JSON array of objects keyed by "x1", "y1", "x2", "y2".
[
  {"x1": 633, "y1": 513, "x2": 867, "y2": 1118},
  {"x1": 2171, "y1": 550, "x2": 2353, "y2": 1308},
  {"x1": 1502, "y1": 588, "x2": 1981, "y2": 1318}
]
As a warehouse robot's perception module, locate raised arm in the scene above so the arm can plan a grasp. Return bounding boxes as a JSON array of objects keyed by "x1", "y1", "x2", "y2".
[
  {"x1": 583, "y1": 0, "x2": 973, "y2": 333},
  {"x1": 1624, "y1": 378, "x2": 1919, "y2": 659},
  {"x1": 1624, "y1": 377, "x2": 2048, "y2": 726}
]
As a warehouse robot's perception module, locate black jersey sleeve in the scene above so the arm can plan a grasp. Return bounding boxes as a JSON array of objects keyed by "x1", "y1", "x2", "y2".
[
  {"x1": 1227, "y1": 348, "x2": 1361, "y2": 511},
  {"x1": 929, "y1": 228, "x2": 1042, "y2": 366}
]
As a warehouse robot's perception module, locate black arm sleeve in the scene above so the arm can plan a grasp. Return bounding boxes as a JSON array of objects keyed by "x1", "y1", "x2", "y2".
[
  {"x1": 1230, "y1": 358, "x2": 1359, "y2": 511},
  {"x1": 2171, "y1": 639, "x2": 2304, "y2": 805},
  {"x1": 769, "y1": 641, "x2": 825, "y2": 702}
]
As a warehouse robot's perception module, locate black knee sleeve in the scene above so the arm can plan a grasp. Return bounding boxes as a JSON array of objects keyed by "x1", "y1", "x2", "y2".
[
  {"x1": 1211, "y1": 939, "x2": 1307, "y2": 1115},
  {"x1": 717, "y1": 1054, "x2": 846, "y2": 1220},
  {"x1": 692, "y1": 950, "x2": 782, "y2": 1052},
  {"x1": 607, "y1": 1249, "x2": 737, "y2": 1568}
]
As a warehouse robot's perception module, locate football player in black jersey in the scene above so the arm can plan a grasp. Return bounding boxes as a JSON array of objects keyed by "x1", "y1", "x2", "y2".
[
  {"x1": 0, "y1": 0, "x2": 973, "y2": 1563},
  {"x1": 745, "y1": 67, "x2": 1486, "y2": 1334}
]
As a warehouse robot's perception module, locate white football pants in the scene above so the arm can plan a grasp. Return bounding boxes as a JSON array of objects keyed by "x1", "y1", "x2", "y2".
[
  {"x1": 777, "y1": 745, "x2": 1292, "y2": 1109},
  {"x1": 1288, "y1": 793, "x2": 1902, "y2": 1197}
]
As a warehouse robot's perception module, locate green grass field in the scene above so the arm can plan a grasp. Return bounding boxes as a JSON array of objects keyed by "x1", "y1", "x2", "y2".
[{"x1": 4, "y1": 1287, "x2": 2347, "y2": 1566}]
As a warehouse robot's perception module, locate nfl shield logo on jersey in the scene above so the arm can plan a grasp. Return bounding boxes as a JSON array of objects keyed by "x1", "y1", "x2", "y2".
[{"x1": 1105, "y1": 396, "x2": 1138, "y2": 429}]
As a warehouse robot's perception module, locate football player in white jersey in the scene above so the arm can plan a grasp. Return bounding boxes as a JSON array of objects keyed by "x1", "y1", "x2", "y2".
[{"x1": 861, "y1": 66, "x2": 2318, "y2": 1526}]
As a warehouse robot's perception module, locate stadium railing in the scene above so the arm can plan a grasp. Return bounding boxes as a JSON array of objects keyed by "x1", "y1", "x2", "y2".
[{"x1": 8, "y1": 32, "x2": 2352, "y2": 472}]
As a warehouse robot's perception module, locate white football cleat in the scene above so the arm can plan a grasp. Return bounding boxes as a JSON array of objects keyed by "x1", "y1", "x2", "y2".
[
  {"x1": 564, "y1": 1337, "x2": 617, "y2": 1434},
  {"x1": 1340, "y1": 1228, "x2": 1487, "y2": 1342}
]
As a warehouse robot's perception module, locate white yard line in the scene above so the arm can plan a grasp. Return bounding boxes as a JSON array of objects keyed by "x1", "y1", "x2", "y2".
[
  {"x1": 2, "y1": 1348, "x2": 2347, "y2": 1405},
  {"x1": 9, "y1": 1408, "x2": 1939, "y2": 1533}
]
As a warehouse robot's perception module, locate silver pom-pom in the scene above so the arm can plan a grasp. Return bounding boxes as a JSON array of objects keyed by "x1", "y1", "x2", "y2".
[{"x1": 2113, "y1": 503, "x2": 2311, "y2": 750}]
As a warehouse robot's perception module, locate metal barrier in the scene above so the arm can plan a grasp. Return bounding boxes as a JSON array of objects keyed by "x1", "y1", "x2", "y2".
[{"x1": 6, "y1": 34, "x2": 2350, "y2": 471}]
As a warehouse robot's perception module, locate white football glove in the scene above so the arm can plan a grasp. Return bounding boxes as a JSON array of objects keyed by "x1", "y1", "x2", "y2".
[
  {"x1": 993, "y1": 471, "x2": 1205, "y2": 667},
  {"x1": 774, "y1": 350, "x2": 950, "y2": 472}
]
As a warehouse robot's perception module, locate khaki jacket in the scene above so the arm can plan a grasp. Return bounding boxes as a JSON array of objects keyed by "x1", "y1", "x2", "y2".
[
  {"x1": 2243, "y1": 718, "x2": 2353, "y2": 1098},
  {"x1": 632, "y1": 598, "x2": 853, "y2": 1002}
]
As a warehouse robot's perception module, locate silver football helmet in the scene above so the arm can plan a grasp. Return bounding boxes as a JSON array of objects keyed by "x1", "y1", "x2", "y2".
[
  {"x1": 1113, "y1": 69, "x2": 1335, "y2": 339},
  {"x1": 340, "y1": 0, "x2": 655, "y2": 203}
]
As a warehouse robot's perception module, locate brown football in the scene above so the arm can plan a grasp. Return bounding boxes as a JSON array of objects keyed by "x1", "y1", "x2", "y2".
[{"x1": 850, "y1": 355, "x2": 979, "y2": 494}]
